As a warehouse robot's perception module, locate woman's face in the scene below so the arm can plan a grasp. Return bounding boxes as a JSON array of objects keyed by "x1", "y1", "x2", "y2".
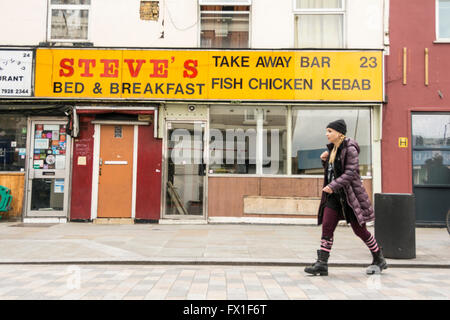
[{"x1": 326, "y1": 127, "x2": 341, "y2": 144}]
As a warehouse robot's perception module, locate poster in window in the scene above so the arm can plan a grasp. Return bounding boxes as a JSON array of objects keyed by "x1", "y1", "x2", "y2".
[
  {"x1": 34, "y1": 139, "x2": 49, "y2": 149},
  {"x1": 54, "y1": 179, "x2": 64, "y2": 193},
  {"x1": 44, "y1": 124, "x2": 60, "y2": 131},
  {"x1": 55, "y1": 155, "x2": 65, "y2": 169},
  {"x1": 0, "y1": 50, "x2": 33, "y2": 97}
]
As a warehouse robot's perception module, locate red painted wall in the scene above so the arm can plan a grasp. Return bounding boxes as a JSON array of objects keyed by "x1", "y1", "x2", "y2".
[
  {"x1": 136, "y1": 123, "x2": 162, "y2": 220},
  {"x1": 383, "y1": 0, "x2": 450, "y2": 192},
  {"x1": 70, "y1": 115, "x2": 95, "y2": 220}
]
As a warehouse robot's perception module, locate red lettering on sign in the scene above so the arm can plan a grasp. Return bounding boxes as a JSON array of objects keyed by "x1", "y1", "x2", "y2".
[
  {"x1": 183, "y1": 59, "x2": 198, "y2": 78},
  {"x1": 149, "y1": 59, "x2": 168, "y2": 78},
  {"x1": 78, "y1": 59, "x2": 96, "y2": 77},
  {"x1": 100, "y1": 59, "x2": 119, "y2": 78},
  {"x1": 124, "y1": 59, "x2": 146, "y2": 78},
  {"x1": 59, "y1": 58, "x2": 74, "y2": 77}
]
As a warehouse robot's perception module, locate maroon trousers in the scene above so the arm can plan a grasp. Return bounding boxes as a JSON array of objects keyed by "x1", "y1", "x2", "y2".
[{"x1": 322, "y1": 207, "x2": 372, "y2": 242}]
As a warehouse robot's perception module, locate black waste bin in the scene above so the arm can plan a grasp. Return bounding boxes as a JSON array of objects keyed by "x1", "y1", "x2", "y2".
[{"x1": 374, "y1": 193, "x2": 416, "y2": 259}]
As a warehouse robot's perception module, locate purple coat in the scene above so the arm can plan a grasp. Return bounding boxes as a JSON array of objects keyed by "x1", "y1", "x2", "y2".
[{"x1": 317, "y1": 137, "x2": 375, "y2": 226}]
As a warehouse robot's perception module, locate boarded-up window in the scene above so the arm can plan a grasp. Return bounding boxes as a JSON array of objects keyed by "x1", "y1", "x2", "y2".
[{"x1": 140, "y1": 1, "x2": 159, "y2": 21}]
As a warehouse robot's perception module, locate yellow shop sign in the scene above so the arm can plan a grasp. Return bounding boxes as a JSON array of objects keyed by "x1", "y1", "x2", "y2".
[{"x1": 34, "y1": 48, "x2": 383, "y2": 102}]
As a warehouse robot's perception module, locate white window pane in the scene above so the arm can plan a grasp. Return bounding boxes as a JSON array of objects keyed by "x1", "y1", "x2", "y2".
[
  {"x1": 51, "y1": 9, "x2": 89, "y2": 40},
  {"x1": 291, "y1": 108, "x2": 371, "y2": 176},
  {"x1": 412, "y1": 113, "x2": 450, "y2": 185},
  {"x1": 209, "y1": 106, "x2": 287, "y2": 175},
  {"x1": 296, "y1": 0, "x2": 342, "y2": 9},
  {"x1": 439, "y1": 0, "x2": 450, "y2": 38},
  {"x1": 51, "y1": 0, "x2": 90, "y2": 4},
  {"x1": 412, "y1": 114, "x2": 450, "y2": 147},
  {"x1": 295, "y1": 14, "x2": 343, "y2": 48},
  {"x1": 209, "y1": 106, "x2": 257, "y2": 174}
]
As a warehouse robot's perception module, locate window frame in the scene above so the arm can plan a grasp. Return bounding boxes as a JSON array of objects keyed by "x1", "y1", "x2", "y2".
[
  {"x1": 207, "y1": 104, "x2": 373, "y2": 179},
  {"x1": 411, "y1": 111, "x2": 450, "y2": 187},
  {"x1": 208, "y1": 105, "x2": 287, "y2": 176},
  {"x1": 47, "y1": 0, "x2": 91, "y2": 43},
  {"x1": 293, "y1": 0, "x2": 346, "y2": 48},
  {"x1": 0, "y1": 114, "x2": 28, "y2": 173},
  {"x1": 436, "y1": 0, "x2": 450, "y2": 42},
  {"x1": 199, "y1": 4, "x2": 252, "y2": 48},
  {"x1": 290, "y1": 106, "x2": 373, "y2": 178}
]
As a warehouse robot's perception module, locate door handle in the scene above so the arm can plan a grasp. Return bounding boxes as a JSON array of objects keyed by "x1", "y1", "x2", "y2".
[{"x1": 99, "y1": 158, "x2": 103, "y2": 166}]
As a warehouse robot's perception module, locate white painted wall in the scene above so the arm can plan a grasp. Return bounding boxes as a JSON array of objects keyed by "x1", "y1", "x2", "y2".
[
  {"x1": 0, "y1": 0, "x2": 385, "y2": 49},
  {"x1": 0, "y1": 0, "x2": 48, "y2": 45},
  {"x1": 347, "y1": 0, "x2": 385, "y2": 48},
  {"x1": 91, "y1": 0, "x2": 199, "y2": 47},
  {"x1": 251, "y1": 0, "x2": 294, "y2": 48}
]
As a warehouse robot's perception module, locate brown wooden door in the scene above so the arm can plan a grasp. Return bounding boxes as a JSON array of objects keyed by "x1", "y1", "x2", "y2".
[{"x1": 97, "y1": 125, "x2": 134, "y2": 218}]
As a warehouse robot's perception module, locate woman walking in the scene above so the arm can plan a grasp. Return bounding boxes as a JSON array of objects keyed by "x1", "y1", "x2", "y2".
[{"x1": 304, "y1": 119, "x2": 387, "y2": 276}]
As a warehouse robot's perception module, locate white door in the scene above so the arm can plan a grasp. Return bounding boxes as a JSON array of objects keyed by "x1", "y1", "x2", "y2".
[{"x1": 25, "y1": 119, "x2": 71, "y2": 218}]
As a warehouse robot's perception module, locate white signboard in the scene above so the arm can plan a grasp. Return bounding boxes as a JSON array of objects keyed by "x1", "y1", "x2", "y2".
[{"x1": 0, "y1": 50, "x2": 33, "y2": 96}]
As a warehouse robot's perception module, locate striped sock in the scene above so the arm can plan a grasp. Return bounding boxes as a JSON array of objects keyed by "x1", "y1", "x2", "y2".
[
  {"x1": 365, "y1": 234, "x2": 380, "y2": 253},
  {"x1": 320, "y1": 237, "x2": 334, "y2": 253}
]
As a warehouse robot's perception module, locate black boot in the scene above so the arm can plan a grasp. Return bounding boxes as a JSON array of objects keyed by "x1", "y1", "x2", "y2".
[
  {"x1": 304, "y1": 250, "x2": 329, "y2": 276},
  {"x1": 366, "y1": 249, "x2": 388, "y2": 274}
]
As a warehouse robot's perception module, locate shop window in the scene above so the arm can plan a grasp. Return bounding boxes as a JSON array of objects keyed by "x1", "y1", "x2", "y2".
[
  {"x1": 209, "y1": 105, "x2": 287, "y2": 175},
  {"x1": 291, "y1": 108, "x2": 372, "y2": 176},
  {"x1": 412, "y1": 113, "x2": 450, "y2": 185},
  {"x1": 294, "y1": 0, "x2": 344, "y2": 48},
  {"x1": 0, "y1": 115, "x2": 27, "y2": 172},
  {"x1": 437, "y1": 0, "x2": 450, "y2": 41},
  {"x1": 200, "y1": 0, "x2": 250, "y2": 48},
  {"x1": 48, "y1": 0, "x2": 90, "y2": 42}
]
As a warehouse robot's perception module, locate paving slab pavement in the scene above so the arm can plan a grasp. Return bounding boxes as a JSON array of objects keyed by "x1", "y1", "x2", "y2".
[
  {"x1": 0, "y1": 264, "x2": 449, "y2": 300},
  {"x1": 0, "y1": 221, "x2": 448, "y2": 268}
]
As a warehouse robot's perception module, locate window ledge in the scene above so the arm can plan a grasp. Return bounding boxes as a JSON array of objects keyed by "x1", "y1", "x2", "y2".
[
  {"x1": 433, "y1": 40, "x2": 450, "y2": 44},
  {"x1": 39, "y1": 41, "x2": 94, "y2": 47},
  {"x1": 0, "y1": 172, "x2": 25, "y2": 175}
]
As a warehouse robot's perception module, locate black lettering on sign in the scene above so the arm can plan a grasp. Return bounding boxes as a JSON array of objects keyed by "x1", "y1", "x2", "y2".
[
  {"x1": 321, "y1": 79, "x2": 371, "y2": 90},
  {"x1": 300, "y1": 56, "x2": 331, "y2": 68},
  {"x1": 53, "y1": 82, "x2": 84, "y2": 93},
  {"x1": 212, "y1": 56, "x2": 250, "y2": 67},
  {"x1": 110, "y1": 83, "x2": 119, "y2": 94},
  {"x1": 360, "y1": 57, "x2": 377, "y2": 68},
  {"x1": 255, "y1": 56, "x2": 292, "y2": 68},
  {"x1": 53, "y1": 82, "x2": 62, "y2": 93},
  {"x1": 211, "y1": 78, "x2": 243, "y2": 89}
]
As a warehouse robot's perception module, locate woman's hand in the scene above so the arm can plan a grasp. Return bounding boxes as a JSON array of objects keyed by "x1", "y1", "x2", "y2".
[
  {"x1": 322, "y1": 186, "x2": 333, "y2": 194},
  {"x1": 320, "y1": 151, "x2": 329, "y2": 161}
]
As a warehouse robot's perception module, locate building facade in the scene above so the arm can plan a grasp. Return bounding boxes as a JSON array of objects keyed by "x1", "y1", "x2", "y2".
[
  {"x1": 0, "y1": 0, "x2": 388, "y2": 224},
  {"x1": 384, "y1": 0, "x2": 450, "y2": 226}
]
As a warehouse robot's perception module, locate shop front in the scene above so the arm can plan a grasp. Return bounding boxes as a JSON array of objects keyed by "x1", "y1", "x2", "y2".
[
  {"x1": 0, "y1": 48, "x2": 73, "y2": 222},
  {"x1": 0, "y1": 110, "x2": 74, "y2": 222},
  {"x1": 34, "y1": 48, "x2": 383, "y2": 223}
]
